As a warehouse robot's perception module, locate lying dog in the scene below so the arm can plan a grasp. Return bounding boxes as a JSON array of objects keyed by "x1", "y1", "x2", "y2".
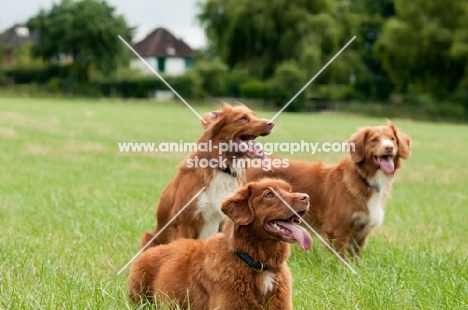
[
  {"x1": 247, "y1": 122, "x2": 411, "y2": 257},
  {"x1": 128, "y1": 178, "x2": 312, "y2": 309},
  {"x1": 140, "y1": 103, "x2": 274, "y2": 248}
]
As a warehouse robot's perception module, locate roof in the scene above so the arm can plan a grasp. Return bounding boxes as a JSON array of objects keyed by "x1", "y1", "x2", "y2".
[
  {"x1": 133, "y1": 28, "x2": 193, "y2": 58},
  {"x1": 0, "y1": 24, "x2": 40, "y2": 49}
]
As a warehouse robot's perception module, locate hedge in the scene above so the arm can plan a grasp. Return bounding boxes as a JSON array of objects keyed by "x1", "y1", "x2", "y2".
[
  {"x1": 92, "y1": 73, "x2": 204, "y2": 99},
  {"x1": 239, "y1": 80, "x2": 268, "y2": 99},
  {"x1": 0, "y1": 64, "x2": 205, "y2": 99},
  {"x1": 0, "y1": 64, "x2": 71, "y2": 85}
]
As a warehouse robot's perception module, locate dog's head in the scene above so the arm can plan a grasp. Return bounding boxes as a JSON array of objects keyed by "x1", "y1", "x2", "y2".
[
  {"x1": 200, "y1": 103, "x2": 274, "y2": 158},
  {"x1": 347, "y1": 121, "x2": 411, "y2": 174},
  {"x1": 221, "y1": 178, "x2": 312, "y2": 251}
]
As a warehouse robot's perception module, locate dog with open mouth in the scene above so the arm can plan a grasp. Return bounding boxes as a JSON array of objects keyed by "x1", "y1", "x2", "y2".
[
  {"x1": 247, "y1": 121, "x2": 411, "y2": 258},
  {"x1": 128, "y1": 178, "x2": 312, "y2": 309},
  {"x1": 140, "y1": 103, "x2": 274, "y2": 248}
]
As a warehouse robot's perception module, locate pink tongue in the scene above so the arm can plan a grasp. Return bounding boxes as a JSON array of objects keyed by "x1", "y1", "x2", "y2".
[
  {"x1": 246, "y1": 140, "x2": 264, "y2": 158},
  {"x1": 380, "y1": 156, "x2": 395, "y2": 173},
  {"x1": 276, "y1": 221, "x2": 312, "y2": 251}
]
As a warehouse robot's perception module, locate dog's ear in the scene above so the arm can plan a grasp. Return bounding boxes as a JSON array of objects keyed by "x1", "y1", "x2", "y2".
[
  {"x1": 200, "y1": 103, "x2": 234, "y2": 139},
  {"x1": 389, "y1": 122, "x2": 411, "y2": 159},
  {"x1": 348, "y1": 127, "x2": 370, "y2": 163},
  {"x1": 199, "y1": 109, "x2": 227, "y2": 142},
  {"x1": 201, "y1": 111, "x2": 224, "y2": 129},
  {"x1": 221, "y1": 185, "x2": 254, "y2": 226}
]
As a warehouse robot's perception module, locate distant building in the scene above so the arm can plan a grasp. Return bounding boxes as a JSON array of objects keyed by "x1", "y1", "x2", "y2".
[
  {"x1": 131, "y1": 27, "x2": 194, "y2": 76},
  {"x1": 0, "y1": 24, "x2": 39, "y2": 64}
]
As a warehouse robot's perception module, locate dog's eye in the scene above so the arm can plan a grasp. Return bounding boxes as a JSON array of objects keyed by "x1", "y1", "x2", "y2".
[
  {"x1": 391, "y1": 137, "x2": 396, "y2": 141},
  {"x1": 266, "y1": 192, "x2": 274, "y2": 198},
  {"x1": 370, "y1": 138, "x2": 378, "y2": 142},
  {"x1": 239, "y1": 116, "x2": 248, "y2": 121}
]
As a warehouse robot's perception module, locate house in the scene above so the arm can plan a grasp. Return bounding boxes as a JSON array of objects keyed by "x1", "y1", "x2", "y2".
[
  {"x1": 0, "y1": 24, "x2": 39, "y2": 64},
  {"x1": 131, "y1": 27, "x2": 194, "y2": 76}
]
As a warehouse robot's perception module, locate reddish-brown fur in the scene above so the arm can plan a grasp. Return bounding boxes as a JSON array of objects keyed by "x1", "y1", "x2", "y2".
[
  {"x1": 247, "y1": 122, "x2": 411, "y2": 257},
  {"x1": 128, "y1": 179, "x2": 311, "y2": 309},
  {"x1": 141, "y1": 103, "x2": 274, "y2": 248}
]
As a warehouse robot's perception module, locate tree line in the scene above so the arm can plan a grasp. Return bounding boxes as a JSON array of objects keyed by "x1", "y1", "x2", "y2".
[
  {"x1": 198, "y1": 0, "x2": 468, "y2": 106},
  {"x1": 2, "y1": 0, "x2": 468, "y2": 119}
]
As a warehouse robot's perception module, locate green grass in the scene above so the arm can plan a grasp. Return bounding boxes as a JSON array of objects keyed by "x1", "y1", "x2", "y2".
[{"x1": 0, "y1": 98, "x2": 467, "y2": 309}]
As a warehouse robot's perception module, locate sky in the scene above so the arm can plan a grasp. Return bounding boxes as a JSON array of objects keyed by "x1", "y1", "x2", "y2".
[{"x1": 0, "y1": 0, "x2": 207, "y2": 48}]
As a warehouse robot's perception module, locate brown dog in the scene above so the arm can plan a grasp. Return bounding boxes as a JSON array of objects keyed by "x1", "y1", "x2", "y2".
[
  {"x1": 247, "y1": 122, "x2": 411, "y2": 258},
  {"x1": 128, "y1": 178, "x2": 312, "y2": 309},
  {"x1": 141, "y1": 103, "x2": 274, "y2": 248}
]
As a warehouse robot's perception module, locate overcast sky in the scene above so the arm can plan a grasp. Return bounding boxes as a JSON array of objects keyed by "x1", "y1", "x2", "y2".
[{"x1": 0, "y1": 0, "x2": 207, "y2": 48}]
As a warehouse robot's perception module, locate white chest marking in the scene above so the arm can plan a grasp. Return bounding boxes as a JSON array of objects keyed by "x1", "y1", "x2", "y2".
[
  {"x1": 366, "y1": 170, "x2": 393, "y2": 228},
  {"x1": 195, "y1": 167, "x2": 244, "y2": 238},
  {"x1": 262, "y1": 271, "x2": 276, "y2": 294}
]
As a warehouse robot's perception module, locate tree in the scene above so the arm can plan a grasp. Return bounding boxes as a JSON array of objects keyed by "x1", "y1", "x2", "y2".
[
  {"x1": 193, "y1": 58, "x2": 228, "y2": 96},
  {"x1": 374, "y1": 0, "x2": 468, "y2": 99},
  {"x1": 198, "y1": 0, "x2": 362, "y2": 97},
  {"x1": 198, "y1": 0, "x2": 336, "y2": 79},
  {"x1": 351, "y1": 0, "x2": 396, "y2": 100},
  {"x1": 28, "y1": 0, "x2": 129, "y2": 82},
  {"x1": 300, "y1": 1, "x2": 361, "y2": 85},
  {"x1": 268, "y1": 61, "x2": 307, "y2": 111}
]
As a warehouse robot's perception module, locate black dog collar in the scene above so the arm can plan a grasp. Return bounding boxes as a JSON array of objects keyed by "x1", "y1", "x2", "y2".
[
  {"x1": 203, "y1": 153, "x2": 237, "y2": 177},
  {"x1": 234, "y1": 250, "x2": 268, "y2": 272},
  {"x1": 362, "y1": 177, "x2": 380, "y2": 193}
]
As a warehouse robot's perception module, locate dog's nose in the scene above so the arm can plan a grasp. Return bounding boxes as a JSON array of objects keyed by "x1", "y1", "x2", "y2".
[
  {"x1": 267, "y1": 121, "x2": 274, "y2": 128},
  {"x1": 298, "y1": 194, "x2": 309, "y2": 202},
  {"x1": 385, "y1": 145, "x2": 394, "y2": 153}
]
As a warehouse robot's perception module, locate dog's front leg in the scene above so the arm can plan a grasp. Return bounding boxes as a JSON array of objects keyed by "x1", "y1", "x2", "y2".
[
  {"x1": 265, "y1": 270, "x2": 293, "y2": 310},
  {"x1": 209, "y1": 293, "x2": 263, "y2": 310},
  {"x1": 326, "y1": 232, "x2": 352, "y2": 260},
  {"x1": 349, "y1": 233, "x2": 369, "y2": 260},
  {"x1": 267, "y1": 295, "x2": 293, "y2": 310},
  {"x1": 173, "y1": 221, "x2": 199, "y2": 240}
]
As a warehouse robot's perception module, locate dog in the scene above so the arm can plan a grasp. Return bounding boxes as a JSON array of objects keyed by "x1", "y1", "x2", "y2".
[
  {"x1": 246, "y1": 121, "x2": 411, "y2": 258},
  {"x1": 140, "y1": 103, "x2": 274, "y2": 248},
  {"x1": 128, "y1": 178, "x2": 312, "y2": 309}
]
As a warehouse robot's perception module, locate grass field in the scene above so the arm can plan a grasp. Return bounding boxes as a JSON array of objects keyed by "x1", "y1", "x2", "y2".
[{"x1": 0, "y1": 98, "x2": 467, "y2": 309}]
